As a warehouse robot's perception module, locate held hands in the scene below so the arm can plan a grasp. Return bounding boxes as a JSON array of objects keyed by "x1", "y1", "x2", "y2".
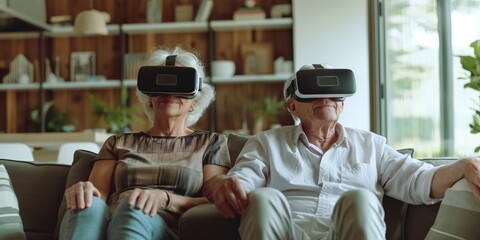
[
  {"x1": 461, "y1": 157, "x2": 480, "y2": 199},
  {"x1": 65, "y1": 181, "x2": 101, "y2": 210},
  {"x1": 127, "y1": 188, "x2": 169, "y2": 217},
  {"x1": 204, "y1": 174, "x2": 249, "y2": 218}
]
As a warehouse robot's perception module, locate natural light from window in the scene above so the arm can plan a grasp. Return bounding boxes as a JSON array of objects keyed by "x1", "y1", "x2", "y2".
[{"x1": 383, "y1": 0, "x2": 479, "y2": 157}]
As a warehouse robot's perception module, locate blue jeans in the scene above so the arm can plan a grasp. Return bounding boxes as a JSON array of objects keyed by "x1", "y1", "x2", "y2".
[{"x1": 59, "y1": 196, "x2": 176, "y2": 240}]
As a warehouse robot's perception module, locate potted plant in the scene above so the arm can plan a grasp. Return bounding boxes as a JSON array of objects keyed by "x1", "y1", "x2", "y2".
[
  {"x1": 31, "y1": 100, "x2": 77, "y2": 132},
  {"x1": 252, "y1": 96, "x2": 285, "y2": 134},
  {"x1": 87, "y1": 86, "x2": 141, "y2": 134},
  {"x1": 459, "y1": 39, "x2": 480, "y2": 152}
]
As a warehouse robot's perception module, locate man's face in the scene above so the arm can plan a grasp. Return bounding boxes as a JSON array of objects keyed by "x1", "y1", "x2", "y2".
[{"x1": 287, "y1": 98, "x2": 344, "y2": 123}]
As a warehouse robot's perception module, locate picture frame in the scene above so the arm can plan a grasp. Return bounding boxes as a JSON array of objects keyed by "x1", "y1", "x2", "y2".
[
  {"x1": 70, "y1": 51, "x2": 95, "y2": 82},
  {"x1": 240, "y1": 43, "x2": 274, "y2": 75}
]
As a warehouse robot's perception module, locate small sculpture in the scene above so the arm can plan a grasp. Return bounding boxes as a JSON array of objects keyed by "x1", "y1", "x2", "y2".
[{"x1": 2, "y1": 54, "x2": 34, "y2": 84}]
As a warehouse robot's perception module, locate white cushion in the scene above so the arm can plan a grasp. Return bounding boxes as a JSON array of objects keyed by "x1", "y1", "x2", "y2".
[
  {"x1": 425, "y1": 178, "x2": 480, "y2": 239},
  {"x1": 0, "y1": 164, "x2": 26, "y2": 240}
]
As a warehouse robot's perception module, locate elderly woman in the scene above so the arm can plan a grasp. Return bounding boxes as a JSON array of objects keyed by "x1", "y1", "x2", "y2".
[{"x1": 59, "y1": 46, "x2": 230, "y2": 240}]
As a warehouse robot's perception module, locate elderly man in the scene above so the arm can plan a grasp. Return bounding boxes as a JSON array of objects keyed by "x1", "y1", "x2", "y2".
[{"x1": 204, "y1": 64, "x2": 480, "y2": 240}]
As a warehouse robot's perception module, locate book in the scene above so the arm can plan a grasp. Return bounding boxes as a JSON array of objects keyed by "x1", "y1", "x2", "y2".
[
  {"x1": 49, "y1": 15, "x2": 72, "y2": 24},
  {"x1": 195, "y1": 0, "x2": 214, "y2": 22},
  {"x1": 233, "y1": 9, "x2": 266, "y2": 21}
]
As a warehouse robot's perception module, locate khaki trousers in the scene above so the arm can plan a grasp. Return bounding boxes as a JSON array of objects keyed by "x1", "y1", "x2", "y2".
[{"x1": 239, "y1": 188, "x2": 386, "y2": 240}]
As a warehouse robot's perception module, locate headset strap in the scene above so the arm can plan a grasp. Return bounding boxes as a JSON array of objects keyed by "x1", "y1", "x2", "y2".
[
  {"x1": 166, "y1": 55, "x2": 177, "y2": 66},
  {"x1": 312, "y1": 64, "x2": 325, "y2": 69}
]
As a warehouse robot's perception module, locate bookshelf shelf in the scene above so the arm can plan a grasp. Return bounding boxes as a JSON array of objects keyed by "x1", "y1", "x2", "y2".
[
  {"x1": 48, "y1": 24, "x2": 121, "y2": 37},
  {"x1": 210, "y1": 18, "x2": 292, "y2": 31},
  {"x1": 0, "y1": 81, "x2": 124, "y2": 91},
  {"x1": 0, "y1": 83, "x2": 39, "y2": 90},
  {"x1": 0, "y1": 5, "x2": 50, "y2": 31},
  {"x1": 122, "y1": 22, "x2": 209, "y2": 34}
]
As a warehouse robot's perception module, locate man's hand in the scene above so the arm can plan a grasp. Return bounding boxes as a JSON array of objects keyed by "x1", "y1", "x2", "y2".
[
  {"x1": 204, "y1": 174, "x2": 249, "y2": 218},
  {"x1": 461, "y1": 157, "x2": 480, "y2": 199},
  {"x1": 65, "y1": 181, "x2": 101, "y2": 210}
]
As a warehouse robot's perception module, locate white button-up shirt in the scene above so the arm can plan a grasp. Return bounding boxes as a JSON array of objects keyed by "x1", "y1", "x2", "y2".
[{"x1": 228, "y1": 124, "x2": 440, "y2": 219}]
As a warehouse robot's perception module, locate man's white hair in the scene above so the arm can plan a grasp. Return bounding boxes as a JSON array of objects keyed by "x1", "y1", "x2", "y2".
[
  {"x1": 282, "y1": 64, "x2": 319, "y2": 125},
  {"x1": 136, "y1": 46, "x2": 215, "y2": 127}
]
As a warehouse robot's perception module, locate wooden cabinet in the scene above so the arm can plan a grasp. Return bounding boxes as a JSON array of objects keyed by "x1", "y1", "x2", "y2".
[{"x1": 0, "y1": 0, "x2": 293, "y2": 134}]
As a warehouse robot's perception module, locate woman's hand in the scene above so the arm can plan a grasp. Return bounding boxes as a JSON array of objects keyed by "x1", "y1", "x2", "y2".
[
  {"x1": 65, "y1": 181, "x2": 101, "y2": 210},
  {"x1": 127, "y1": 188, "x2": 168, "y2": 217}
]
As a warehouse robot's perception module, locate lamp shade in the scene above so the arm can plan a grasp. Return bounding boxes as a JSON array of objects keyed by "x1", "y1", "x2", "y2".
[{"x1": 73, "y1": 9, "x2": 111, "y2": 35}]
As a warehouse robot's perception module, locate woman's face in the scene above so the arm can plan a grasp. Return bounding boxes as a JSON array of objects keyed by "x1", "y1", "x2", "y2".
[{"x1": 150, "y1": 94, "x2": 196, "y2": 119}]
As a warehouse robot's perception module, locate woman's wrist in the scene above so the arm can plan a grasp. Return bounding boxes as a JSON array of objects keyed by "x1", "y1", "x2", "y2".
[{"x1": 158, "y1": 190, "x2": 173, "y2": 211}]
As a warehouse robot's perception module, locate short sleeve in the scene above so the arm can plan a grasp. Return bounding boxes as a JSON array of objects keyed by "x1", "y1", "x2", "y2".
[
  {"x1": 202, "y1": 133, "x2": 231, "y2": 168},
  {"x1": 95, "y1": 135, "x2": 118, "y2": 161}
]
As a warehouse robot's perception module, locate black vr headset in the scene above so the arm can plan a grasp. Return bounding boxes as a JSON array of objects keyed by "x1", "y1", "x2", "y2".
[
  {"x1": 286, "y1": 64, "x2": 356, "y2": 102},
  {"x1": 137, "y1": 55, "x2": 202, "y2": 98}
]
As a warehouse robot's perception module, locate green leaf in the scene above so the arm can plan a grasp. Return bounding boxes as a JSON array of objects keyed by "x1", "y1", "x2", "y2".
[
  {"x1": 470, "y1": 112, "x2": 480, "y2": 134},
  {"x1": 460, "y1": 56, "x2": 478, "y2": 74},
  {"x1": 470, "y1": 40, "x2": 480, "y2": 59},
  {"x1": 31, "y1": 100, "x2": 54, "y2": 124},
  {"x1": 119, "y1": 85, "x2": 129, "y2": 107},
  {"x1": 459, "y1": 40, "x2": 480, "y2": 153}
]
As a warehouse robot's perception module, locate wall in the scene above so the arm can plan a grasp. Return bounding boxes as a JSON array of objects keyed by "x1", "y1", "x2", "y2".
[{"x1": 293, "y1": 0, "x2": 370, "y2": 130}]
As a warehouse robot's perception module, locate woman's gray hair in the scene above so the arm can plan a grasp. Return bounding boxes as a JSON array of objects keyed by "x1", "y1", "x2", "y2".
[{"x1": 136, "y1": 46, "x2": 215, "y2": 127}]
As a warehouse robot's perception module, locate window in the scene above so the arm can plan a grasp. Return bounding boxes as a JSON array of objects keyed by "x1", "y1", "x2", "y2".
[{"x1": 375, "y1": 0, "x2": 480, "y2": 157}]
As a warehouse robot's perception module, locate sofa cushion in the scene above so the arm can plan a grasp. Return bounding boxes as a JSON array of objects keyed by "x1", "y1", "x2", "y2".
[
  {"x1": 227, "y1": 133, "x2": 250, "y2": 164},
  {"x1": 53, "y1": 150, "x2": 97, "y2": 240},
  {"x1": 180, "y1": 203, "x2": 240, "y2": 240},
  {"x1": 0, "y1": 159, "x2": 70, "y2": 240},
  {"x1": 0, "y1": 164, "x2": 26, "y2": 240}
]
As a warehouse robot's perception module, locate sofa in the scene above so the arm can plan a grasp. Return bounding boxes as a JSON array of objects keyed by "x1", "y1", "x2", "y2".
[{"x1": 0, "y1": 133, "x2": 457, "y2": 240}]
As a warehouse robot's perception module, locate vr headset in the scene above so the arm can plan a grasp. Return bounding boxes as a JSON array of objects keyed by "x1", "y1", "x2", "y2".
[
  {"x1": 137, "y1": 55, "x2": 202, "y2": 98},
  {"x1": 286, "y1": 64, "x2": 356, "y2": 102}
]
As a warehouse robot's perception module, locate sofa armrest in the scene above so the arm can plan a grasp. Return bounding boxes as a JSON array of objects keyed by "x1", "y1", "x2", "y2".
[
  {"x1": 0, "y1": 159, "x2": 70, "y2": 240},
  {"x1": 401, "y1": 157, "x2": 456, "y2": 240}
]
